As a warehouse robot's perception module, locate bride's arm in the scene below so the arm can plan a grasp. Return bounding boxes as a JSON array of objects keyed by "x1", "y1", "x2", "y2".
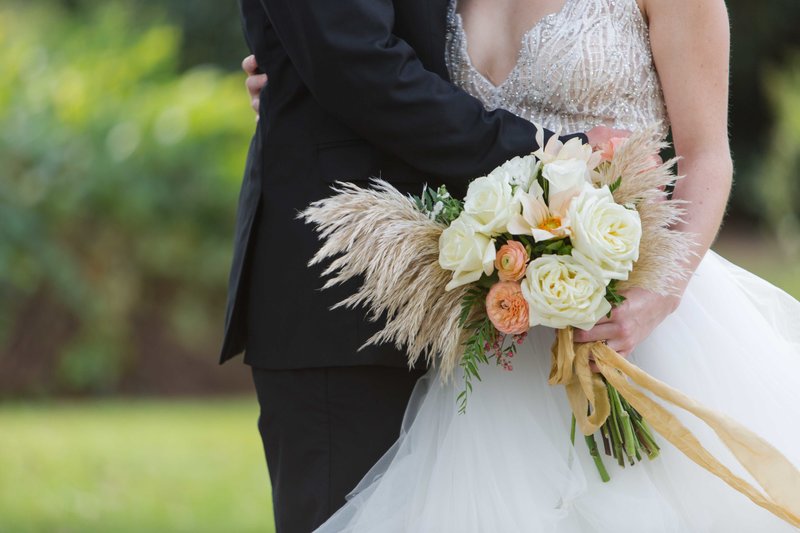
[
  {"x1": 575, "y1": 0, "x2": 732, "y2": 356},
  {"x1": 649, "y1": 0, "x2": 733, "y2": 282}
]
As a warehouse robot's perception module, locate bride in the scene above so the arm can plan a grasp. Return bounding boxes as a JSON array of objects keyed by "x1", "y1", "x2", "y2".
[{"x1": 246, "y1": 0, "x2": 800, "y2": 530}]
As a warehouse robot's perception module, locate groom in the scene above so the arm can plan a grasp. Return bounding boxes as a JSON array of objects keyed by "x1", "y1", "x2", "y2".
[{"x1": 223, "y1": 0, "x2": 583, "y2": 531}]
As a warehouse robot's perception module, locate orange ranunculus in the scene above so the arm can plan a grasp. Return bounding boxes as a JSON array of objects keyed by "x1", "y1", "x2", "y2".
[
  {"x1": 486, "y1": 281, "x2": 529, "y2": 335},
  {"x1": 494, "y1": 240, "x2": 528, "y2": 282}
]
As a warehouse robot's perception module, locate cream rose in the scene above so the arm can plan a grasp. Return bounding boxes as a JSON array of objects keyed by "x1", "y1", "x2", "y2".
[
  {"x1": 568, "y1": 185, "x2": 642, "y2": 282},
  {"x1": 489, "y1": 155, "x2": 540, "y2": 191},
  {"x1": 463, "y1": 174, "x2": 518, "y2": 235},
  {"x1": 542, "y1": 158, "x2": 589, "y2": 196},
  {"x1": 521, "y1": 254, "x2": 611, "y2": 330},
  {"x1": 439, "y1": 215, "x2": 496, "y2": 291}
]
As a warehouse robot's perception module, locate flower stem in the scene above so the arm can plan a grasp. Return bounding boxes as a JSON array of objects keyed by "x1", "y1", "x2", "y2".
[
  {"x1": 606, "y1": 385, "x2": 624, "y2": 466},
  {"x1": 633, "y1": 418, "x2": 661, "y2": 459},
  {"x1": 609, "y1": 384, "x2": 636, "y2": 463},
  {"x1": 601, "y1": 424, "x2": 612, "y2": 456},
  {"x1": 584, "y1": 434, "x2": 611, "y2": 482},
  {"x1": 570, "y1": 414, "x2": 577, "y2": 445}
]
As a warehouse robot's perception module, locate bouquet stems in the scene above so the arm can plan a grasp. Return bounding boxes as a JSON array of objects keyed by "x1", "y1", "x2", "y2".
[{"x1": 572, "y1": 378, "x2": 660, "y2": 481}]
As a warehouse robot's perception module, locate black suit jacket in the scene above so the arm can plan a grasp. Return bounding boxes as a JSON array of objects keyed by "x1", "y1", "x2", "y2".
[{"x1": 221, "y1": 0, "x2": 561, "y2": 368}]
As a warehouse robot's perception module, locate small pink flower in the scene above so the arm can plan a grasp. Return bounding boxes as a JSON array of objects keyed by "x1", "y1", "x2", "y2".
[
  {"x1": 586, "y1": 125, "x2": 632, "y2": 162},
  {"x1": 588, "y1": 125, "x2": 663, "y2": 170},
  {"x1": 494, "y1": 241, "x2": 529, "y2": 282},
  {"x1": 486, "y1": 281, "x2": 529, "y2": 335}
]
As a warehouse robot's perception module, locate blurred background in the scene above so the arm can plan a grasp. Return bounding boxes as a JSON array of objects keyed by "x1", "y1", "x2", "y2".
[{"x1": 1, "y1": 0, "x2": 799, "y2": 531}]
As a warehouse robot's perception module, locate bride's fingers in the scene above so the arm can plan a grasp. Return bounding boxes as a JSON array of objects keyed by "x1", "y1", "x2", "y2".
[
  {"x1": 606, "y1": 338, "x2": 632, "y2": 356},
  {"x1": 242, "y1": 54, "x2": 259, "y2": 75},
  {"x1": 573, "y1": 323, "x2": 617, "y2": 343},
  {"x1": 246, "y1": 73, "x2": 268, "y2": 98},
  {"x1": 595, "y1": 313, "x2": 614, "y2": 325},
  {"x1": 246, "y1": 74, "x2": 268, "y2": 114}
]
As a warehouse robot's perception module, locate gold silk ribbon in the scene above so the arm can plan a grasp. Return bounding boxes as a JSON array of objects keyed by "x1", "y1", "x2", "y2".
[{"x1": 550, "y1": 327, "x2": 800, "y2": 528}]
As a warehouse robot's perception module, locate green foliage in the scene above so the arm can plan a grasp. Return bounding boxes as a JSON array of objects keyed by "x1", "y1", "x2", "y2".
[
  {"x1": 0, "y1": 3, "x2": 254, "y2": 393},
  {"x1": 608, "y1": 176, "x2": 622, "y2": 194},
  {"x1": 33, "y1": 0, "x2": 247, "y2": 72},
  {"x1": 605, "y1": 280, "x2": 627, "y2": 310},
  {"x1": 456, "y1": 286, "x2": 494, "y2": 413},
  {"x1": 759, "y1": 59, "x2": 800, "y2": 252},
  {"x1": 456, "y1": 314, "x2": 495, "y2": 415},
  {"x1": 458, "y1": 286, "x2": 487, "y2": 328},
  {"x1": 412, "y1": 184, "x2": 463, "y2": 226},
  {"x1": 726, "y1": 0, "x2": 800, "y2": 155},
  {"x1": 531, "y1": 236, "x2": 573, "y2": 257},
  {"x1": 0, "y1": 399, "x2": 274, "y2": 532}
]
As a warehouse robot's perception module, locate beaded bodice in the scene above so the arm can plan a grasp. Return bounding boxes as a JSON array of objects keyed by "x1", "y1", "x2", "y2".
[{"x1": 446, "y1": 0, "x2": 669, "y2": 137}]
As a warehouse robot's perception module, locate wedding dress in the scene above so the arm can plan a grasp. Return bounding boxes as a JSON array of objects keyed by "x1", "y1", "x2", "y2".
[{"x1": 316, "y1": 0, "x2": 800, "y2": 530}]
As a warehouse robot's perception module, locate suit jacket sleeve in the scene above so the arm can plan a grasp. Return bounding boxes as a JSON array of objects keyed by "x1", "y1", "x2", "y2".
[{"x1": 258, "y1": 0, "x2": 551, "y2": 181}]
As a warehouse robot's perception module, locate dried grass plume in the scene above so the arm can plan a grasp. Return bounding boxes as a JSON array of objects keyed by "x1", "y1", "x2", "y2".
[
  {"x1": 300, "y1": 180, "x2": 467, "y2": 377},
  {"x1": 595, "y1": 127, "x2": 696, "y2": 295}
]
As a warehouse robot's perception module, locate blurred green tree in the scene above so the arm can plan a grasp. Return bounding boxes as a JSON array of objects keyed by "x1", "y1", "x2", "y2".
[
  {"x1": 0, "y1": 3, "x2": 253, "y2": 395},
  {"x1": 727, "y1": 0, "x2": 800, "y2": 219},
  {"x1": 759, "y1": 60, "x2": 800, "y2": 254},
  {"x1": 40, "y1": 0, "x2": 246, "y2": 70}
]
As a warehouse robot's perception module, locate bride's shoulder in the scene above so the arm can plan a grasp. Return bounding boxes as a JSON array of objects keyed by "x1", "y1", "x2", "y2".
[{"x1": 637, "y1": 0, "x2": 728, "y2": 23}]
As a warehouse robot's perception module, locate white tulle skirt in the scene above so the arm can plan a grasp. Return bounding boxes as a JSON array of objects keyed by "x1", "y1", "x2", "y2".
[{"x1": 316, "y1": 251, "x2": 800, "y2": 533}]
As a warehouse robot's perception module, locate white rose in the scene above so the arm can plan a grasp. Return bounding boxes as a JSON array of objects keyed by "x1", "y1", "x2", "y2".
[
  {"x1": 463, "y1": 174, "x2": 518, "y2": 235},
  {"x1": 489, "y1": 155, "x2": 541, "y2": 191},
  {"x1": 439, "y1": 215, "x2": 496, "y2": 291},
  {"x1": 542, "y1": 158, "x2": 590, "y2": 196},
  {"x1": 568, "y1": 185, "x2": 642, "y2": 282},
  {"x1": 521, "y1": 254, "x2": 611, "y2": 330}
]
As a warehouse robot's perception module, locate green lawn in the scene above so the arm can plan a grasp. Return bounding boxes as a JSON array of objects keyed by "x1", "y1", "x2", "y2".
[{"x1": 0, "y1": 398, "x2": 275, "y2": 533}]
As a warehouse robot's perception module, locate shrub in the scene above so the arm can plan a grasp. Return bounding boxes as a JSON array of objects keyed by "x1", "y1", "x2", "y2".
[{"x1": 0, "y1": 4, "x2": 253, "y2": 394}]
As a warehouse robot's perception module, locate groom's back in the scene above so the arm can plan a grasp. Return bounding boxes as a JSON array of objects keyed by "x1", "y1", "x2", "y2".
[
  {"x1": 241, "y1": 0, "x2": 451, "y2": 186},
  {"x1": 223, "y1": 0, "x2": 454, "y2": 367}
]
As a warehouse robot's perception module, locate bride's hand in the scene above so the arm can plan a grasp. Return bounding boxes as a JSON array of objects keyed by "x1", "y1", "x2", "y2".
[
  {"x1": 573, "y1": 287, "x2": 681, "y2": 370},
  {"x1": 242, "y1": 54, "x2": 268, "y2": 116}
]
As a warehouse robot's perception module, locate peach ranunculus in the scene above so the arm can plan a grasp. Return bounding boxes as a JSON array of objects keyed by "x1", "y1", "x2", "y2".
[
  {"x1": 495, "y1": 240, "x2": 529, "y2": 282},
  {"x1": 485, "y1": 281, "x2": 529, "y2": 335}
]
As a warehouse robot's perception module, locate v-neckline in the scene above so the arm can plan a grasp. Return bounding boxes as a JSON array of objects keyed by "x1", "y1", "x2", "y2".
[{"x1": 454, "y1": 0, "x2": 572, "y2": 90}]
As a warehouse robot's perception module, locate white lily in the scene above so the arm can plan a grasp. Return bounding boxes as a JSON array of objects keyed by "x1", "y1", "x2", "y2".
[
  {"x1": 533, "y1": 125, "x2": 603, "y2": 185},
  {"x1": 507, "y1": 181, "x2": 579, "y2": 242}
]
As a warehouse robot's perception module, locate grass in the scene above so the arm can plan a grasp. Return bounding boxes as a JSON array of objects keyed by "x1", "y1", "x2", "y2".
[{"x1": 0, "y1": 397, "x2": 275, "y2": 533}]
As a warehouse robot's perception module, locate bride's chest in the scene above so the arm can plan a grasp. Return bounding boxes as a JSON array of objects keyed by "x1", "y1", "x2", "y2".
[{"x1": 447, "y1": 0, "x2": 661, "y2": 119}]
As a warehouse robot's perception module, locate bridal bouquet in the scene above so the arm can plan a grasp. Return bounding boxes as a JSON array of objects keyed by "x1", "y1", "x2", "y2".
[
  {"x1": 302, "y1": 127, "x2": 800, "y2": 526},
  {"x1": 427, "y1": 129, "x2": 666, "y2": 480}
]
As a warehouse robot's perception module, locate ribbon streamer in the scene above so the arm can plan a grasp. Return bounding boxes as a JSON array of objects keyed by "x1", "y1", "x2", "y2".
[{"x1": 550, "y1": 327, "x2": 800, "y2": 528}]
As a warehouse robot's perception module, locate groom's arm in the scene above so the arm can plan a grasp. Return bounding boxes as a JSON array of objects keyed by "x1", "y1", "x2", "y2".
[{"x1": 257, "y1": 0, "x2": 557, "y2": 180}]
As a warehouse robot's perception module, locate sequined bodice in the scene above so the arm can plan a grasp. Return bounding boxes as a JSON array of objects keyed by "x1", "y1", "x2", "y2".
[{"x1": 446, "y1": 0, "x2": 668, "y2": 137}]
